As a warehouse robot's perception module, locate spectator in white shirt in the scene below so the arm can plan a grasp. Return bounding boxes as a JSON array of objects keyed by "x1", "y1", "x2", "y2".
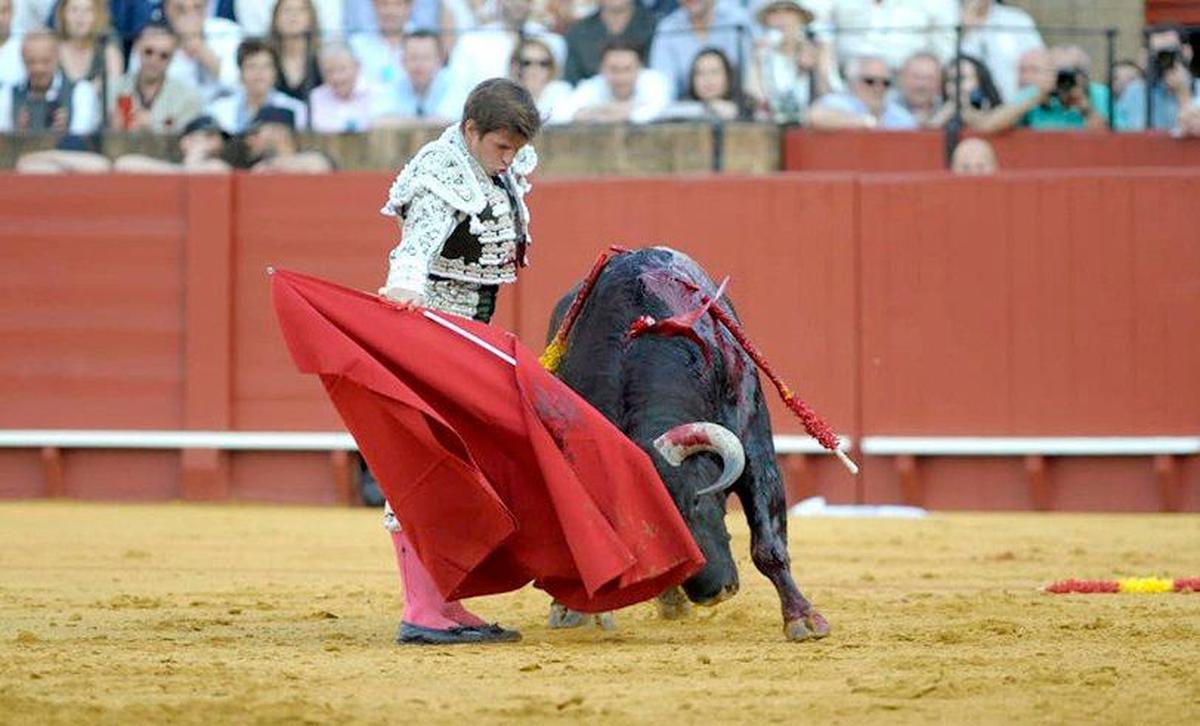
[
  {"x1": 448, "y1": 0, "x2": 566, "y2": 92},
  {"x1": 207, "y1": 37, "x2": 307, "y2": 133},
  {"x1": 552, "y1": 39, "x2": 670, "y2": 123},
  {"x1": 0, "y1": 0, "x2": 26, "y2": 86},
  {"x1": 820, "y1": 0, "x2": 957, "y2": 70},
  {"x1": 0, "y1": 30, "x2": 99, "y2": 134},
  {"x1": 12, "y1": 0, "x2": 55, "y2": 32},
  {"x1": 349, "y1": 0, "x2": 413, "y2": 88},
  {"x1": 309, "y1": 42, "x2": 380, "y2": 132},
  {"x1": 749, "y1": 0, "x2": 838, "y2": 122},
  {"x1": 894, "y1": 50, "x2": 942, "y2": 126},
  {"x1": 959, "y1": 0, "x2": 1043, "y2": 102},
  {"x1": 155, "y1": 0, "x2": 242, "y2": 102}
]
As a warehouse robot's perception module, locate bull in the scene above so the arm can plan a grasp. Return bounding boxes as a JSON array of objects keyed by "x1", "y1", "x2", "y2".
[{"x1": 543, "y1": 247, "x2": 831, "y2": 641}]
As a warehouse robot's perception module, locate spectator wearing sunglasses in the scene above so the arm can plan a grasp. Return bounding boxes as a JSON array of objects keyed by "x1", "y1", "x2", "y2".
[
  {"x1": 510, "y1": 37, "x2": 571, "y2": 121},
  {"x1": 109, "y1": 23, "x2": 202, "y2": 133},
  {"x1": 809, "y1": 54, "x2": 915, "y2": 129},
  {"x1": 156, "y1": 0, "x2": 242, "y2": 103}
]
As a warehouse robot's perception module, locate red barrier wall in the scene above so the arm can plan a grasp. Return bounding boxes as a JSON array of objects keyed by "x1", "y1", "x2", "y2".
[
  {"x1": 1146, "y1": 1, "x2": 1200, "y2": 24},
  {"x1": 784, "y1": 130, "x2": 1200, "y2": 172},
  {"x1": 859, "y1": 169, "x2": 1200, "y2": 435},
  {"x1": 0, "y1": 176, "x2": 187, "y2": 428},
  {"x1": 1, "y1": 170, "x2": 1197, "y2": 510},
  {"x1": 856, "y1": 170, "x2": 1200, "y2": 510}
]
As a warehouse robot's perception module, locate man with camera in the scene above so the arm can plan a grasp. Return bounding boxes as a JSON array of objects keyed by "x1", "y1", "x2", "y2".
[
  {"x1": 1115, "y1": 24, "x2": 1199, "y2": 133},
  {"x1": 998, "y1": 45, "x2": 1109, "y2": 130}
]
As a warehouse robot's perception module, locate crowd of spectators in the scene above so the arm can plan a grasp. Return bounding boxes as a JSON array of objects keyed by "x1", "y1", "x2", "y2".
[{"x1": 1, "y1": 0, "x2": 1199, "y2": 159}]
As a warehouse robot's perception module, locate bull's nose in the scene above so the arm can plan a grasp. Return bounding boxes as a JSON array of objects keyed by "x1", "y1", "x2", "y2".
[{"x1": 693, "y1": 581, "x2": 740, "y2": 607}]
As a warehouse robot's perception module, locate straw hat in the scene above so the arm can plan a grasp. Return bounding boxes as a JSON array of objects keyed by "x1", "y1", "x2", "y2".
[{"x1": 750, "y1": 0, "x2": 816, "y2": 25}]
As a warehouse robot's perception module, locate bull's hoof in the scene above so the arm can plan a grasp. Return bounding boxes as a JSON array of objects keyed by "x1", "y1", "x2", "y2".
[
  {"x1": 784, "y1": 619, "x2": 812, "y2": 641},
  {"x1": 784, "y1": 612, "x2": 831, "y2": 642},
  {"x1": 656, "y1": 587, "x2": 691, "y2": 620},
  {"x1": 548, "y1": 602, "x2": 616, "y2": 630},
  {"x1": 548, "y1": 601, "x2": 586, "y2": 629}
]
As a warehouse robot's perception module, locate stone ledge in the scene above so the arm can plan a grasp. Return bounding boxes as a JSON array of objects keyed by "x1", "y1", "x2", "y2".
[{"x1": 0, "y1": 122, "x2": 782, "y2": 176}]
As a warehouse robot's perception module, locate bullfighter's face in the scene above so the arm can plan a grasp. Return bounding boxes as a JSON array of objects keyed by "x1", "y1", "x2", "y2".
[{"x1": 463, "y1": 120, "x2": 528, "y2": 176}]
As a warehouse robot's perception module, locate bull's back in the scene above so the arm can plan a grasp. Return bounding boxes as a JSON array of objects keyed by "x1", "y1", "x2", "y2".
[{"x1": 545, "y1": 248, "x2": 733, "y2": 422}]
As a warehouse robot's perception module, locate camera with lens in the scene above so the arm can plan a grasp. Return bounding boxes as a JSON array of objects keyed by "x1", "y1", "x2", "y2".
[
  {"x1": 1054, "y1": 68, "x2": 1080, "y2": 99},
  {"x1": 1154, "y1": 47, "x2": 1183, "y2": 75}
]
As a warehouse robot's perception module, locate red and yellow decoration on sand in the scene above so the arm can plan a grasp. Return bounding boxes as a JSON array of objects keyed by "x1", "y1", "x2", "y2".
[{"x1": 1045, "y1": 577, "x2": 1200, "y2": 594}]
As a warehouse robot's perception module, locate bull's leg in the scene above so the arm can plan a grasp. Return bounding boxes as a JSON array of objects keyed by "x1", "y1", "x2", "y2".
[
  {"x1": 655, "y1": 586, "x2": 691, "y2": 620},
  {"x1": 737, "y1": 477, "x2": 830, "y2": 641}
]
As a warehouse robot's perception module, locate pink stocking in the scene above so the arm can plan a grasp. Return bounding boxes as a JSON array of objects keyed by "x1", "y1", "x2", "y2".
[{"x1": 389, "y1": 530, "x2": 485, "y2": 629}]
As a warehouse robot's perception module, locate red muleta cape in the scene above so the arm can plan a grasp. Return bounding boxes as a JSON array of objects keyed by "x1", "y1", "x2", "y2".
[{"x1": 270, "y1": 269, "x2": 704, "y2": 612}]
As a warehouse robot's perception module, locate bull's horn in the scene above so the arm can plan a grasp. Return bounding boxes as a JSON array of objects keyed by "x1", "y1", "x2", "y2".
[{"x1": 653, "y1": 423, "x2": 746, "y2": 497}]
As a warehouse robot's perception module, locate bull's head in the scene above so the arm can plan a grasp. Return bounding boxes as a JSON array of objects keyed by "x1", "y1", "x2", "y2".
[{"x1": 653, "y1": 422, "x2": 745, "y2": 606}]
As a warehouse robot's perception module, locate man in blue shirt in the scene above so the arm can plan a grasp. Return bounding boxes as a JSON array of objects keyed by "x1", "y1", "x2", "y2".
[
  {"x1": 1116, "y1": 25, "x2": 1199, "y2": 131},
  {"x1": 808, "y1": 54, "x2": 917, "y2": 130},
  {"x1": 378, "y1": 30, "x2": 464, "y2": 122},
  {"x1": 649, "y1": 0, "x2": 753, "y2": 98}
]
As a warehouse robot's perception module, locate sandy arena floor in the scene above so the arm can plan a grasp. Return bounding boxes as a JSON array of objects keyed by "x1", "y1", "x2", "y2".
[{"x1": 0, "y1": 502, "x2": 1197, "y2": 724}]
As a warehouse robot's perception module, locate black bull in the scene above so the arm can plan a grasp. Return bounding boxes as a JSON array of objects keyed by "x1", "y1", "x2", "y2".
[{"x1": 545, "y1": 247, "x2": 830, "y2": 641}]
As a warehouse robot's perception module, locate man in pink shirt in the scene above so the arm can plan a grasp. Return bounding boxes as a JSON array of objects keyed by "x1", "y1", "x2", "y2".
[{"x1": 310, "y1": 43, "x2": 379, "y2": 132}]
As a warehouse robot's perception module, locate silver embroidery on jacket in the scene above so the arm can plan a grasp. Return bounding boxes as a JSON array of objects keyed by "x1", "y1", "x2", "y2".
[{"x1": 381, "y1": 124, "x2": 536, "y2": 294}]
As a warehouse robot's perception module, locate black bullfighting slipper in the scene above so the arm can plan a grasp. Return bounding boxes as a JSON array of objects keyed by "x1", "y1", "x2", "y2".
[
  {"x1": 467, "y1": 623, "x2": 522, "y2": 642},
  {"x1": 395, "y1": 622, "x2": 522, "y2": 645}
]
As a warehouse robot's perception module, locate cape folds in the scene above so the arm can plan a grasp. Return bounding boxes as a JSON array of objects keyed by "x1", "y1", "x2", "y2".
[{"x1": 270, "y1": 269, "x2": 705, "y2": 612}]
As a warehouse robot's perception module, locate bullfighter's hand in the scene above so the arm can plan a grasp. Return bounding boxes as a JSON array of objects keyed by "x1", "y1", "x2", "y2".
[{"x1": 379, "y1": 286, "x2": 424, "y2": 310}]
